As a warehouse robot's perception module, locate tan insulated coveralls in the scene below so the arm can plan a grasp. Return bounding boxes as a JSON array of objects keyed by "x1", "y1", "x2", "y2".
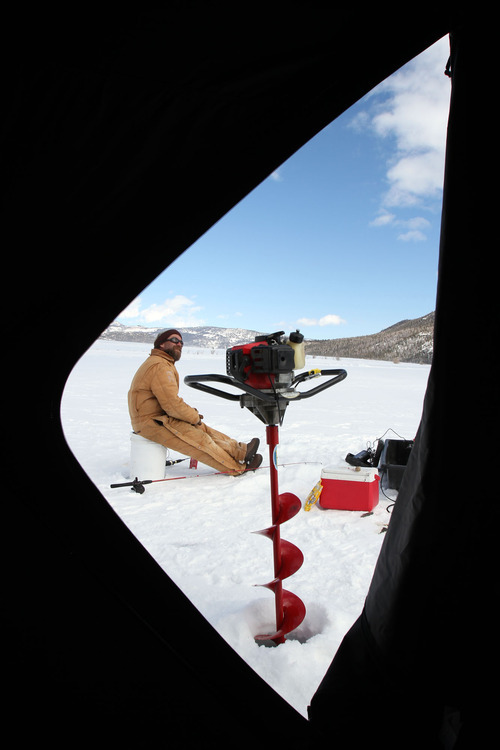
[{"x1": 128, "y1": 349, "x2": 248, "y2": 474}]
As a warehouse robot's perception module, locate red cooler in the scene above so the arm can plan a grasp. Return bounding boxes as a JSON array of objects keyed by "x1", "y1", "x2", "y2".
[{"x1": 319, "y1": 466, "x2": 380, "y2": 511}]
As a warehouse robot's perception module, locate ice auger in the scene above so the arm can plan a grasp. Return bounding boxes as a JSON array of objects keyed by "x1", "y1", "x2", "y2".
[{"x1": 185, "y1": 331, "x2": 347, "y2": 645}]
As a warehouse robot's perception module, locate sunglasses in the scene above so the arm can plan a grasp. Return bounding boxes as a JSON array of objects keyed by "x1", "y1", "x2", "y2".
[{"x1": 167, "y1": 337, "x2": 184, "y2": 346}]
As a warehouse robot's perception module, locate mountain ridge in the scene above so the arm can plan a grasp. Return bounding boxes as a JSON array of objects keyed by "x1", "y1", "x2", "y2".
[
  {"x1": 100, "y1": 312, "x2": 435, "y2": 364},
  {"x1": 99, "y1": 322, "x2": 263, "y2": 349},
  {"x1": 305, "y1": 311, "x2": 434, "y2": 364}
]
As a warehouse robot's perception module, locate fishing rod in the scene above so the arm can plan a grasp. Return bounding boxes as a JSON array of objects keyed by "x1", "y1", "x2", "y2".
[{"x1": 110, "y1": 460, "x2": 322, "y2": 494}]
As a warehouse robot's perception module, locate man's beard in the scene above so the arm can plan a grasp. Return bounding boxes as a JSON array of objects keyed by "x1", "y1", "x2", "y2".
[{"x1": 170, "y1": 347, "x2": 182, "y2": 361}]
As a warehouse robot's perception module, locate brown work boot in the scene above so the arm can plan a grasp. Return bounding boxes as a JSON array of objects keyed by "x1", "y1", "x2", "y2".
[
  {"x1": 244, "y1": 453, "x2": 263, "y2": 472},
  {"x1": 244, "y1": 438, "x2": 260, "y2": 464}
]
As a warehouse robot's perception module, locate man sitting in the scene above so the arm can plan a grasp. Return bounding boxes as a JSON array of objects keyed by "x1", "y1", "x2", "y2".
[{"x1": 128, "y1": 329, "x2": 262, "y2": 475}]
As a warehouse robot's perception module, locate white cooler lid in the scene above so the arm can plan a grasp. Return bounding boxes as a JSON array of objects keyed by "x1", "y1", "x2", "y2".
[{"x1": 321, "y1": 465, "x2": 379, "y2": 482}]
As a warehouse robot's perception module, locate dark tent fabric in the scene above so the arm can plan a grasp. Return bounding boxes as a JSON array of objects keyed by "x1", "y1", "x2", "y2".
[
  {"x1": 309, "y1": 23, "x2": 495, "y2": 749},
  {"x1": 3, "y1": 5, "x2": 486, "y2": 747}
]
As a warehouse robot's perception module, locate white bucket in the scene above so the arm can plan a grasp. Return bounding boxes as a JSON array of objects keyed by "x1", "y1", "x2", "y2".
[{"x1": 130, "y1": 432, "x2": 167, "y2": 480}]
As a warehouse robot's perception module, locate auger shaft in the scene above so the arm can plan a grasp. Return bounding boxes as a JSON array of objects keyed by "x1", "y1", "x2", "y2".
[
  {"x1": 267, "y1": 425, "x2": 285, "y2": 644},
  {"x1": 183, "y1": 350, "x2": 346, "y2": 646}
]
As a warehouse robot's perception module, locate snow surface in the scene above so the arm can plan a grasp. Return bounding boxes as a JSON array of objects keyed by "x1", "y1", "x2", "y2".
[{"x1": 61, "y1": 339, "x2": 430, "y2": 718}]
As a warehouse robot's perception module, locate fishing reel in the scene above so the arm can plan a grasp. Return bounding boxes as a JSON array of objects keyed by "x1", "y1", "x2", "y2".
[{"x1": 185, "y1": 330, "x2": 347, "y2": 426}]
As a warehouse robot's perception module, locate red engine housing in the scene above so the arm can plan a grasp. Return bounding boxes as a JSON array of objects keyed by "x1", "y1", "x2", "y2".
[{"x1": 226, "y1": 339, "x2": 295, "y2": 390}]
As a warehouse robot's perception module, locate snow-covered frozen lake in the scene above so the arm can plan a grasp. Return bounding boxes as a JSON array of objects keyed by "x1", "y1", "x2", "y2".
[{"x1": 61, "y1": 339, "x2": 430, "y2": 717}]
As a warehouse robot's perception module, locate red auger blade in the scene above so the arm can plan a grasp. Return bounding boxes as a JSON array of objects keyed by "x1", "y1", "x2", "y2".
[
  {"x1": 274, "y1": 492, "x2": 302, "y2": 525},
  {"x1": 254, "y1": 588, "x2": 306, "y2": 642},
  {"x1": 277, "y1": 538, "x2": 304, "y2": 579},
  {"x1": 252, "y1": 526, "x2": 275, "y2": 540},
  {"x1": 252, "y1": 533, "x2": 304, "y2": 581},
  {"x1": 256, "y1": 426, "x2": 306, "y2": 645}
]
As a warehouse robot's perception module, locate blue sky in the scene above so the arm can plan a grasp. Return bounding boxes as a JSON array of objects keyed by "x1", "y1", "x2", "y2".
[{"x1": 118, "y1": 36, "x2": 451, "y2": 340}]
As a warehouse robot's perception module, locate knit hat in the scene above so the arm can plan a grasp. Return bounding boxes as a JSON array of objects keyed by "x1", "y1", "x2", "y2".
[{"x1": 154, "y1": 329, "x2": 182, "y2": 348}]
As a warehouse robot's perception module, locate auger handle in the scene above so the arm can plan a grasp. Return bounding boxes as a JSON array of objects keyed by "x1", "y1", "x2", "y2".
[
  {"x1": 184, "y1": 373, "x2": 281, "y2": 402},
  {"x1": 184, "y1": 368, "x2": 347, "y2": 402},
  {"x1": 291, "y1": 368, "x2": 347, "y2": 399}
]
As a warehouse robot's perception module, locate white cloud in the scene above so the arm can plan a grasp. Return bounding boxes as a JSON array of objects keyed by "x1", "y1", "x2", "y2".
[
  {"x1": 216, "y1": 311, "x2": 243, "y2": 321},
  {"x1": 370, "y1": 211, "x2": 431, "y2": 240},
  {"x1": 269, "y1": 170, "x2": 283, "y2": 182},
  {"x1": 298, "y1": 314, "x2": 346, "y2": 327},
  {"x1": 319, "y1": 314, "x2": 346, "y2": 326},
  {"x1": 406, "y1": 216, "x2": 430, "y2": 230},
  {"x1": 297, "y1": 318, "x2": 318, "y2": 326},
  {"x1": 384, "y1": 151, "x2": 445, "y2": 206},
  {"x1": 369, "y1": 210, "x2": 395, "y2": 227},
  {"x1": 397, "y1": 229, "x2": 427, "y2": 242},
  {"x1": 348, "y1": 110, "x2": 370, "y2": 132},
  {"x1": 356, "y1": 36, "x2": 450, "y2": 218},
  {"x1": 119, "y1": 294, "x2": 205, "y2": 327},
  {"x1": 119, "y1": 297, "x2": 142, "y2": 318}
]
